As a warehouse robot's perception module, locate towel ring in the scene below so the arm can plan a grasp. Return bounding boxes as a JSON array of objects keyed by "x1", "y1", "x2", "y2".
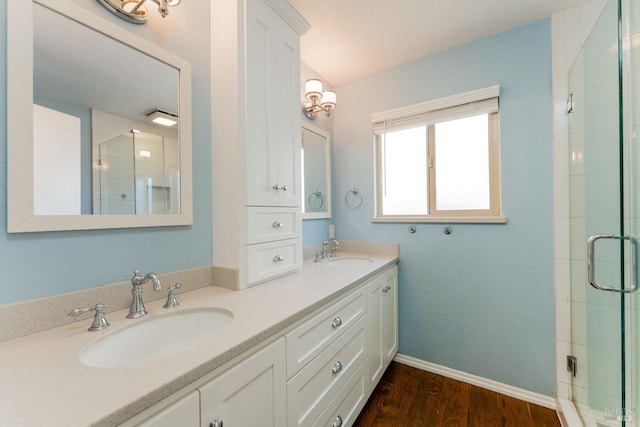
[
  {"x1": 308, "y1": 190, "x2": 324, "y2": 209},
  {"x1": 345, "y1": 187, "x2": 363, "y2": 209}
]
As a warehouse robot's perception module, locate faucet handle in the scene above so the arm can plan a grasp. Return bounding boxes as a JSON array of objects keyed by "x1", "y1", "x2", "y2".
[
  {"x1": 163, "y1": 283, "x2": 182, "y2": 308},
  {"x1": 68, "y1": 303, "x2": 110, "y2": 332},
  {"x1": 310, "y1": 251, "x2": 322, "y2": 262}
]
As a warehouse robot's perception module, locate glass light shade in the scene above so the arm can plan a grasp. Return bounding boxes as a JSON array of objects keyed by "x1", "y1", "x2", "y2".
[
  {"x1": 320, "y1": 91, "x2": 337, "y2": 109},
  {"x1": 167, "y1": 0, "x2": 181, "y2": 5},
  {"x1": 305, "y1": 79, "x2": 323, "y2": 100}
]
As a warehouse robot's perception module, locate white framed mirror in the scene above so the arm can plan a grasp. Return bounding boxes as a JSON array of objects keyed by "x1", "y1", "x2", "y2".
[
  {"x1": 301, "y1": 123, "x2": 331, "y2": 219},
  {"x1": 7, "y1": 0, "x2": 192, "y2": 232}
]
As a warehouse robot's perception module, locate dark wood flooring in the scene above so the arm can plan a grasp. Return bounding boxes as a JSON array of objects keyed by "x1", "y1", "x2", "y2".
[{"x1": 354, "y1": 361, "x2": 561, "y2": 427}]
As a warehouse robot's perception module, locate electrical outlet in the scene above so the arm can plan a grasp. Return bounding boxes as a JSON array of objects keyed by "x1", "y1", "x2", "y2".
[{"x1": 329, "y1": 224, "x2": 335, "y2": 238}]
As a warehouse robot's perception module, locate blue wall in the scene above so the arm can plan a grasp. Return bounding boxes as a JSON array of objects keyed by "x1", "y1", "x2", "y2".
[
  {"x1": 0, "y1": 1, "x2": 213, "y2": 304},
  {"x1": 331, "y1": 20, "x2": 555, "y2": 396}
]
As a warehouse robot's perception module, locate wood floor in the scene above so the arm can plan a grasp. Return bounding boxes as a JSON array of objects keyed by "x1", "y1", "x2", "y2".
[{"x1": 353, "y1": 361, "x2": 561, "y2": 427}]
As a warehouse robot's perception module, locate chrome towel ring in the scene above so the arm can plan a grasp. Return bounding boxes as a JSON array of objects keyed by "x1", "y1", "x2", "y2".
[{"x1": 345, "y1": 187, "x2": 363, "y2": 209}]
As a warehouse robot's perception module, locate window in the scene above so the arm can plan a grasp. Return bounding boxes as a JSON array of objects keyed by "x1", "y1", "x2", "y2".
[{"x1": 373, "y1": 86, "x2": 504, "y2": 223}]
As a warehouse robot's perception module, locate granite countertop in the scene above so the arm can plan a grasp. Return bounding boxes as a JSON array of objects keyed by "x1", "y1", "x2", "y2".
[{"x1": 0, "y1": 252, "x2": 398, "y2": 426}]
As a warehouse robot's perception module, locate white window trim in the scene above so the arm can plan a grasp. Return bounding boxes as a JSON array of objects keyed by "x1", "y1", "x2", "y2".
[
  {"x1": 371, "y1": 85, "x2": 506, "y2": 224},
  {"x1": 371, "y1": 85, "x2": 499, "y2": 123}
]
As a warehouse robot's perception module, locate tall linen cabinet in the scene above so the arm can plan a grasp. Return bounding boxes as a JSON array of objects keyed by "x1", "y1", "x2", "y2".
[{"x1": 211, "y1": 0, "x2": 309, "y2": 289}]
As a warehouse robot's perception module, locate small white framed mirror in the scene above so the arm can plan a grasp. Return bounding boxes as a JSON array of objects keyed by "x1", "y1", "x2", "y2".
[
  {"x1": 301, "y1": 123, "x2": 331, "y2": 219},
  {"x1": 7, "y1": 0, "x2": 192, "y2": 232}
]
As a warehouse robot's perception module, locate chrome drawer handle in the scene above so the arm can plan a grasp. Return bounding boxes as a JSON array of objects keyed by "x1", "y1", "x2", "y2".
[
  {"x1": 331, "y1": 317, "x2": 342, "y2": 328},
  {"x1": 273, "y1": 255, "x2": 284, "y2": 263},
  {"x1": 272, "y1": 221, "x2": 283, "y2": 229},
  {"x1": 332, "y1": 361, "x2": 343, "y2": 374},
  {"x1": 333, "y1": 415, "x2": 343, "y2": 427},
  {"x1": 210, "y1": 420, "x2": 223, "y2": 427},
  {"x1": 272, "y1": 184, "x2": 288, "y2": 191}
]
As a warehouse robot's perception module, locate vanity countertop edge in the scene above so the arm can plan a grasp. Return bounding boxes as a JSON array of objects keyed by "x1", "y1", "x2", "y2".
[{"x1": 0, "y1": 252, "x2": 398, "y2": 427}]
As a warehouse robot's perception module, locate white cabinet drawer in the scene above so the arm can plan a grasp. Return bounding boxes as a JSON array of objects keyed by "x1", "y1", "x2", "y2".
[
  {"x1": 245, "y1": 238, "x2": 301, "y2": 284},
  {"x1": 287, "y1": 316, "x2": 367, "y2": 427},
  {"x1": 246, "y1": 207, "x2": 301, "y2": 244},
  {"x1": 286, "y1": 288, "x2": 366, "y2": 378},
  {"x1": 312, "y1": 361, "x2": 368, "y2": 427}
]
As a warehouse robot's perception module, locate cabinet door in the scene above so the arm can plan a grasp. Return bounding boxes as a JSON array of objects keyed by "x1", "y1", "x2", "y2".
[
  {"x1": 134, "y1": 390, "x2": 199, "y2": 427},
  {"x1": 367, "y1": 267, "x2": 398, "y2": 389},
  {"x1": 381, "y1": 267, "x2": 398, "y2": 364},
  {"x1": 245, "y1": 0, "x2": 300, "y2": 207},
  {"x1": 199, "y1": 338, "x2": 286, "y2": 427},
  {"x1": 272, "y1": 13, "x2": 301, "y2": 207}
]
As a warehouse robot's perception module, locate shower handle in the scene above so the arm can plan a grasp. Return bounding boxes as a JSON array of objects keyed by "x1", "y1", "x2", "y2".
[{"x1": 587, "y1": 234, "x2": 638, "y2": 293}]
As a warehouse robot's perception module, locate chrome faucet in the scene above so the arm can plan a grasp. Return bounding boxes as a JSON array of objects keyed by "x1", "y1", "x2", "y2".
[
  {"x1": 127, "y1": 270, "x2": 161, "y2": 319},
  {"x1": 321, "y1": 239, "x2": 330, "y2": 260},
  {"x1": 330, "y1": 239, "x2": 341, "y2": 257}
]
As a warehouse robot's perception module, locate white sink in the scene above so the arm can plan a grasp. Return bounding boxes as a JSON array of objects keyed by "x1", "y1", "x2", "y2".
[
  {"x1": 79, "y1": 308, "x2": 233, "y2": 368},
  {"x1": 323, "y1": 257, "x2": 373, "y2": 267}
]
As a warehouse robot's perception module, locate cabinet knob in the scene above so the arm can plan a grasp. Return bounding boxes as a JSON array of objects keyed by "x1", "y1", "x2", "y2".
[
  {"x1": 331, "y1": 317, "x2": 342, "y2": 328},
  {"x1": 272, "y1": 184, "x2": 288, "y2": 191},
  {"x1": 332, "y1": 415, "x2": 343, "y2": 427},
  {"x1": 210, "y1": 420, "x2": 223, "y2": 427},
  {"x1": 332, "y1": 361, "x2": 343, "y2": 374},
  {"x1": 273, "y1": 255, "x2": 284, "y2": 263},
  {"x1": 272, "y1": 221, "x2": 283, "y2": 229}
]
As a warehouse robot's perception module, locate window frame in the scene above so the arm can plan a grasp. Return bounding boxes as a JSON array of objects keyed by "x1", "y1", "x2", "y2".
[{"x1": 372, "y1": 86, "x2": 506, "y2": 224}]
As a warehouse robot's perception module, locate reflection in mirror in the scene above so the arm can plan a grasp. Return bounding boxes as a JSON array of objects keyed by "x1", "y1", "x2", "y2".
[
  {"x1": 7, "y1": 0, "x2": 192, "y2": 232},
  {"x1": 92, "y1": 110, "x2": 180, "y2": 215},
  {"x1": 301, "y1": 123, "x2": 331, "y2": 219}
]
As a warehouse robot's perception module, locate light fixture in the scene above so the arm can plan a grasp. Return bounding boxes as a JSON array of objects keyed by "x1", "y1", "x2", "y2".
[
  {"x1": 146, "y1": 108, "x2": 179, "y2": 127},
  {"x1": 302, "y1": 79, "x2": 337, "y2": 119},
  {"x1": 96, "y1": 0, "x2": 181, "y2": 24}
]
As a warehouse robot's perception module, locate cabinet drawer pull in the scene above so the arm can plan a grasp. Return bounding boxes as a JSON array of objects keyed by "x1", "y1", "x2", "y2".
[
  {"x1": 332, "y1": 361, "x2": 343, "y2": 374},
  {"x1": 333, "y1": 415, "x2": 343, "y2": 427},
  {"x1": 210, "y1": 420, "x2": 223, "y2": 427},
  {"x1": 272, "y1": 184, "x2": 288, "y2": 191},
  {"x1": 272, "y1": 221, "x2": 283, "y2": 229},
  {"x1": 273, "y1": 255, "x2": 284, "y2": 263},
  {"x1": 331, "y1": 317, "x2": 342, "y2": 328}
]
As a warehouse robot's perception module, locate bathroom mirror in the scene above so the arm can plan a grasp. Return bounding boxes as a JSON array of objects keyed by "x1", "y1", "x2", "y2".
[
  {"x1": 7, "y1": 0, "x2": 192, "y2": 232},
  {"x1": 301, "y1": 123, "x2": 331, "y2": 219}
]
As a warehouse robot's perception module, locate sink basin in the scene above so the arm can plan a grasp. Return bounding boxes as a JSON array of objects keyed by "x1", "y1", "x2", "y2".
[
  {"x1": 323, "y1": 257, "x2": 373, "y2": 267},
  {"x1": 79, "y1": 308, "x2": 233, "y2": 368}
]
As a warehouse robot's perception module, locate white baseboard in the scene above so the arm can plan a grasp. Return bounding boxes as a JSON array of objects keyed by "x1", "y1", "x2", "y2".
[{"x1": 394, "y1": 353, "x2": 558, "y2": 410}]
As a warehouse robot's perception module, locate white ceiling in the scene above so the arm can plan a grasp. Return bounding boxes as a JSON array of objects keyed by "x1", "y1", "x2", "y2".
[{"x1": 290, "y1": 0, "x2": 590, "y2": 85}]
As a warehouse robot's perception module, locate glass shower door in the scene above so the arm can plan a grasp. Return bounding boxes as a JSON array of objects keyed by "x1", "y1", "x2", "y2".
[{"x1": 569, "y1": 0, "x2": 640, "y2": 425}]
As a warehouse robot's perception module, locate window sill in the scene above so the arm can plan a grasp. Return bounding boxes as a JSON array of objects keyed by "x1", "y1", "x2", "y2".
[{"x1": 371, "y1": 216, "x2": 507, "y2": 224}]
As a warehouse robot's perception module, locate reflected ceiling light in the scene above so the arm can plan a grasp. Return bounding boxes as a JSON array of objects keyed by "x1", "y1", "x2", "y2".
[
  {"x1": 302, "y1": 79, "x2": 337, "y2": 119},
  {"x1": 96, "y1": 0, "x2": 181, "y2": 24},
  {"x1": 146, "y1": 109, "x2": 178, "y2": 127}
]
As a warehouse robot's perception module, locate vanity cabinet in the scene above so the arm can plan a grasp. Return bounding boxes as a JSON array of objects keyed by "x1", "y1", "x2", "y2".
[
  {"x1": 367, "y1": 266, "x2": 399, "y2": 390},
  {"x1": 123, "y1": 264, "x2": 398, "y2": 427},
  {"x1": 199, "y1": 338, "x2": 287, "y2": 427},
  {"x1": 286, "y1": 289, "x2": 368, "y2": 427},
  {"x1": 211, "y1": 0, "x2": 309, "y2": 289}
]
